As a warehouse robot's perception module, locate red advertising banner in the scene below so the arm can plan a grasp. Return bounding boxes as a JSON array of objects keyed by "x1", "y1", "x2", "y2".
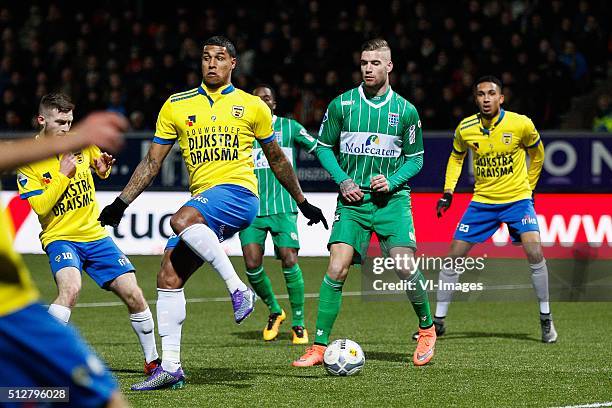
[{"x1": 405, "y1": 193, "x2": 612, "y2": 258}]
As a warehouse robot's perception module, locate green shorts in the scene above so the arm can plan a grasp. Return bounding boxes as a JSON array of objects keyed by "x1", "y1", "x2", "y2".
[
  {"x1": 329, "y1": 192, "x2": 416, "y2": 264},
  {"x1": 239, "y1": 213, "x2": 300, "y2": 257}
]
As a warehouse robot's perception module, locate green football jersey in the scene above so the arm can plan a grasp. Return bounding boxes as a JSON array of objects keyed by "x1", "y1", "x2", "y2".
[
  {"x1": 253, "y1": 115, "x2": 317, "y2": 216},
  {"x1": 318, "y1": 84, "x2": 423, "y2": 191}
]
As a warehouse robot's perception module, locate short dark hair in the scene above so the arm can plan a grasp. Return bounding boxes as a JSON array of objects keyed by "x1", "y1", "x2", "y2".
[
  {"x1": 361, "y1": 38, "x2": 391, "y2": 53},
  {"x1": 39, "y1": 92, "x2": 74, "y2": 115},
  {"x1": 252, "y1": 83, "x2": 276, "y2": 99},
  {"x1": 473, "y1": 75, "x2": 503, "y2": 93},
  {"x1": 203, "y1": 35, "x2": 237, "y2": 58}
]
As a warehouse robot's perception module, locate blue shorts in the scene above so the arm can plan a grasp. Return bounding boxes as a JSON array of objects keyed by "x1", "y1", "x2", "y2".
[
  {"x1": 165, "y1": 184, "x2": 259, "y2": 250},
  {"x1": 45, "y1": 237, "x2": 134, "y2": 289},
  {"x1": 454, "y1": 199, "x2": 539, "y2": 243},
  {"x1": 0, "y1": 303, "x2": 117, "y2": 408}
]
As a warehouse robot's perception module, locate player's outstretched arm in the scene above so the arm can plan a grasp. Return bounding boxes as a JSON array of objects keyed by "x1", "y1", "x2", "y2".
[
  {"x1": 261, "y1": 139, "x2": 328, "y2": 229},
  {"x1": 98, "y1": 142, "x2": 172, "y2": 227},
  {"x1": 0, "y1": 112, "x2": 126, "y2": 172}
]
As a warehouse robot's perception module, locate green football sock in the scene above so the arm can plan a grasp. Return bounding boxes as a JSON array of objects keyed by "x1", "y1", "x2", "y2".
[
  {"x1": 314, "y1": 275, "x2": 344, "y2": 345},
  {"x1": 245, "y1": 266, "x2": 282, "y2": 315},
  {"x1": 283, "y1": 264, "x2": 305, "y2": 327},
  {"x1": 405, "y1": 269, "x2": 433, "y2": 328}
]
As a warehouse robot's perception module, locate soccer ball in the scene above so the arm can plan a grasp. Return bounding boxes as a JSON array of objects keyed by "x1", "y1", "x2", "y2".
[{"x1": 323, "y1": 339, "x2": 365, "y2": 376}]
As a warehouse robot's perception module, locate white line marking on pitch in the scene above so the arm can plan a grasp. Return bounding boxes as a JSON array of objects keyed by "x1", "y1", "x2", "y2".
[
  {"x1": 552, "y1": 402, "x2": 612, "y2": 408},
  {"x1": 75, "y1": 291, "x2": 364, "y2": 308},
  {"x1": 73, "y1": 284, "x2": 536, "y2": 309}
]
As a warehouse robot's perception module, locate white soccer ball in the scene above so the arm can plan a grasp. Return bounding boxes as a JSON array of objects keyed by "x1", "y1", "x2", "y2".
[{"x1": 323, "y1": 339, "x2": 365, "y2": 376}]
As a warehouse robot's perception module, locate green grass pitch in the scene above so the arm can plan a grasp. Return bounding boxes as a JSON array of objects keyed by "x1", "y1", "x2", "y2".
[{"x1": 24, "y1": 255, "x2": 612, "y2": 407}]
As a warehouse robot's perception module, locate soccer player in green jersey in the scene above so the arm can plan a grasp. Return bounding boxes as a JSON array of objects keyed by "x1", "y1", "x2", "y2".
[
  {"x1": 239, "y1": 85, "x2": 318, "y2": 344},
  {"x1": 292, "y1": 39, "x2": 436, "y2": 367}
]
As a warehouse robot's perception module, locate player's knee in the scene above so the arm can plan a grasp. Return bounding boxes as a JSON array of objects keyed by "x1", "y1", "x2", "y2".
[
  {"x1": 526, "y1": 247, "x2": 544, "y2": 264},
  {"x1": 280, "y1": 252, "x2": 297, "y2": 269},
  {"x1": 60, "y1": 283, "x2": 81, "y2": 307},
  {"x1": 449, "y1": 242, "x2": 471, "y2": 258},
  {"x1": 244, "y1": 257, "x2": 262, "y2": 271},
  {"x1": 125, "y1": 286, "x2": 147, "y2": 313},
  {"x1": 327, "y1": 261, "x2": 349, "y2": 281},
  {"x1": 395, "y1": 264, "x2": 416, "y2": 279},
  {"x1": 170, "y1": 214, "x2": 191, "y2": 235},
  {"x1": 522, "y1": 239, "x2": 544, "y2": 264}
]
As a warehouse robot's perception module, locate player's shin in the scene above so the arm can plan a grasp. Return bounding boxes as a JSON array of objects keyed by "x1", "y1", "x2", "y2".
[
  {"x1": 246, "y1": 266, "x2": 281, "y2": 314},
  {"x1": 130, "y1": 307, "x2": 159, "y2": 364},
  {"x1": 157, "y1": 288, "x2": 185, "y2": 373},
  {"x1": 530, "y1": 259, "x2": 551, "y2": 315},
  {"x1": 314, "y1": 275, "x2": 344, "y2": 345},
  {"x1": 179, "y1": 223, "x2": 247, "y2": 293},
  {"x1": 405, "y1": 270, "x2": 433, "y2": 328},
  {"x1": 283, "y1": 264, "x2": 305, "y2": 327},
  {"x1": 435, "y1": 266, "x2": 460, "y2": 318}
]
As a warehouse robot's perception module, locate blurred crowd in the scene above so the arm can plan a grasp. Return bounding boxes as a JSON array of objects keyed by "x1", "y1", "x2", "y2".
[{"x1": 0, "y1": 0, "x2": 609, "y2": 132}]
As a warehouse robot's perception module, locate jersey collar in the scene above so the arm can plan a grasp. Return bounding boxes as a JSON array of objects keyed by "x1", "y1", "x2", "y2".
[
  {"x1": 197, "y1": 83, "x2": 235, "y2": 106},
  {"x1": 358, "y1": 83, "x2": 394, "y2": 109},
  {"x1": 479, "y1": 108, "x2": 505, "y2": 135}
]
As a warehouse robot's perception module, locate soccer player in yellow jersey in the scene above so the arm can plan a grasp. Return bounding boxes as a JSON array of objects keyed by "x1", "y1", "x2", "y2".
[
  {"x1": 17, "y1": 93, "x2": 160, "y2": 374},
  {"x1": 98, "y1": 36, "x2": 326, "y2": 390},
  {"x1": 431, "y1": 76, "x2": 557, "y2": 343},
  {"x1": 1, "y1": 111, "x2": 129, "y2": 407}
]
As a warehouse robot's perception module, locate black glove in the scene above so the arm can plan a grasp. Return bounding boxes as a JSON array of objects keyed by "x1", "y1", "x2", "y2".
[
  {"x1": 98, "y1": 197, "x2": 129, "y2": 227},
  {"x1": 297, "y1": 199, "x2": 329, "y2": 229},
  {"x1": 436, "y1": 192, "x2": 453, "y2": 218}
]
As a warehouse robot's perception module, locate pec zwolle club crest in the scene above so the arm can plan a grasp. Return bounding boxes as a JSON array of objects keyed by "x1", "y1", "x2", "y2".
[
  {"x1": 502, "y1": 132, "x2": 512, "y2": 145},
  {"x1": 388, "y1": 112, "x2": 399, "y2": 127},
  {"x1": 232, "y1": 105, "x2": 244, "y2": 118}
]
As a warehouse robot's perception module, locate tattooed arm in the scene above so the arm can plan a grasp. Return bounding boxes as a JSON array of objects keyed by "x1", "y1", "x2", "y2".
[
  {"x1": 98, "y1": 142, "x2": 172, "y2": 227},
  {"x1": 119, "y1": 143, "x2": 172, "y2": 204},
  {"x1": 260, "y1": 139, "x2": 304, "y2": 203}
]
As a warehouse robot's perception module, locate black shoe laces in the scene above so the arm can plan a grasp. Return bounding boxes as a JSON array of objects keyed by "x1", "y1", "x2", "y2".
[
  {"x1": 293, "y1": 326, "x2": 304, "y2": 337},
  {"x1": 267, "y1": 313, "x2": 281, "y2": 330}
]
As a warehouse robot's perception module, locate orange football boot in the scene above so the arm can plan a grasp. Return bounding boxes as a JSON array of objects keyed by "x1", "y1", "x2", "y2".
[
  {"x1": 292, "y1": 345, "x2": 326, "y2": 367},
  {"x1": 413, "y1": 325, "x2": 436, "y2": 366}
]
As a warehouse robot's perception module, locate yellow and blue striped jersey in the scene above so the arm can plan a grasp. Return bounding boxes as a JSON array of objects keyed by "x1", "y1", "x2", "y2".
[
  {"x1": 444, "y1": 109, "x2": 544, "y2": 204},
  {"x1": 17, "y1": 142, "x2": 109, "y2": 248},
  {"x1": 154, "y1": 83, "x2": 274, "y2": 196}
]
